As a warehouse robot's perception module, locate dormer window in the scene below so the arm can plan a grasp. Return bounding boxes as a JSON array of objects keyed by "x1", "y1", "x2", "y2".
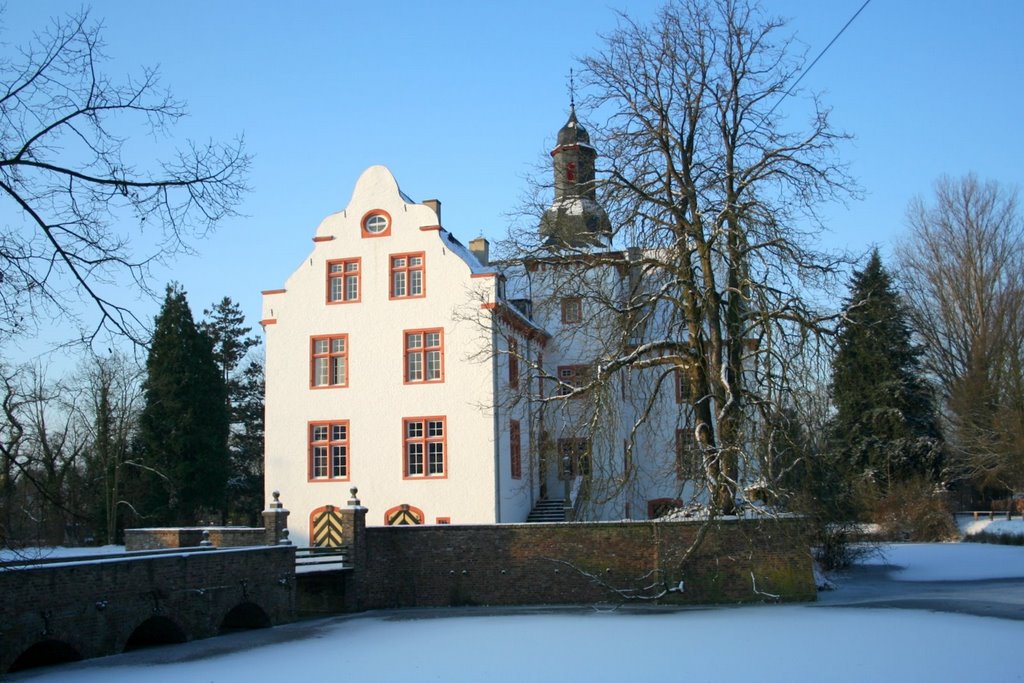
[{"x1": 361, "y1": 209, "x2": 391, "y2": 237}]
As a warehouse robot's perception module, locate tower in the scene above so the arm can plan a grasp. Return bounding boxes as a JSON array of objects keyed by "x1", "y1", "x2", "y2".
[{"x1": 539, "y1": 105, "x2": 612, "y2": 248}]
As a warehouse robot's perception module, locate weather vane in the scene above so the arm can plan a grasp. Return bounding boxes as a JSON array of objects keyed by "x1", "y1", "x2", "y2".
[{"x1": 569, "y1": 68, "x2": 576, "y2": 109}]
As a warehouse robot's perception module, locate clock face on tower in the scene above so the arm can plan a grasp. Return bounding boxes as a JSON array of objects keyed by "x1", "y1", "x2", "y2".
[{"x1": 566, "y1": 161, "x2": 577, "y2": 182}]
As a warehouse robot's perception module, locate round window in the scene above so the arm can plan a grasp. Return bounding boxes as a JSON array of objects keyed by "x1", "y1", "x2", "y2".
[{"x1": 364, "y1": 213, "x2": 389, "y2": 234}]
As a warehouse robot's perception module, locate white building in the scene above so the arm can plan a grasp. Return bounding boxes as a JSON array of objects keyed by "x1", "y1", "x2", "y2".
[{"x1": 262, "y1": 111, "x2": 701, "y2": 546}]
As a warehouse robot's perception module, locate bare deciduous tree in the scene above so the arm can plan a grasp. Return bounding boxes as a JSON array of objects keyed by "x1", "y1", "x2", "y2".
[
  {"x1": 80, "y1": 353, "x2": 144, "y2": 544},
  {"x1": 518, "y1": 0, "x2": 854, "y2": 515},
  {"x1": 897, "y1": 174, "x2": 1024, "y2": 498},
  {"x1": 0, "y1": 10, "x2": 249, "y2": 345}
]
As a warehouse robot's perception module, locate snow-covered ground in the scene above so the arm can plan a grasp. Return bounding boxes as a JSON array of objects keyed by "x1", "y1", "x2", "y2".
[
  {"x1": 957, "y1": 512, "x2": 1024, "y2": 539},
  {"x1": 866, "y1": 541, "x2": 1024, "y2": 581},
  {"x1": 8, "y1": 542, "x2": 1024, "y2": 682},
  {"x1": 0, "y1": 545, "x2": 125, "y2": 562}
]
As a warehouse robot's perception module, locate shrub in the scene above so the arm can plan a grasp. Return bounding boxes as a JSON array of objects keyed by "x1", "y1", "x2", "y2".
[
  {"x1": 869, "y1": 479, "x2": 958, "y2": 542},
  {"x1": 964, "y1": 531, "x2": 1024, "y2": 546}
]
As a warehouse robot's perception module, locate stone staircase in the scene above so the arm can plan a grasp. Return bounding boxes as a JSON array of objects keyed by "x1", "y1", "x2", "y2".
[{"x1": 526, "y1": 498, "x2": 567, "y2": 523}]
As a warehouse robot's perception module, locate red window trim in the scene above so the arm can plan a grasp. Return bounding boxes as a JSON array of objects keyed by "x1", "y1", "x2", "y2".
[
  {"x1": 389, "y1": 251, "x2": 426, "y2": 300},
  {"x1": 510, "y1": 419, "x2": 522, "y2": 480},
  {"x1": 508, "y1": 339, "x2": 519, "y2": 388},
  {"x1": 360, "y1": 209, "x2": 392, "y2": 238},
  {"x1": 402, "y1": 416, "x2": 448, "y2": 479},
  {"x1": 310, "y1": 334, "x2": 349, "y2": 389},
  {"x1": 675, "y1": 428, "x2": 697, "y2": 480},
  {"x1": 403, "y1": 328, "x2": 445, "y2": 384},
  {"x1": 308, "y1": 420, "x2": 351, "y2": 482},
  {"x1": 538, "y1": 351, "x2": 545, "y2": 399},
  {"x1": 556, "y1": 364, "x2": 589, "y2": 397},
  {"x1": 326, "y1": 257, "x2": 361, "y2": 304},
  {"x1": 675, "y1": 368, "x2": 692, "y2": 403},
  {"x1": 561, "y1": 297, "x2": 583, "y2": 324}
]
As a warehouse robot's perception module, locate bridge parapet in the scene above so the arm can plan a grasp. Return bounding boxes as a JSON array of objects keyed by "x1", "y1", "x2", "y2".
[{"x1": 1, "y1": 545, "x2": 296, "y2": 673}]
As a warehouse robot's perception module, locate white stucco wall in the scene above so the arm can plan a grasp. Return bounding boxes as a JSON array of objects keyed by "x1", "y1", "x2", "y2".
[
  {"x1": 262, "y1": 166, "x2": 507, "y2": 545},
  {"x1": 502, "y1": 255, "x2": 698, "y2": 520}
]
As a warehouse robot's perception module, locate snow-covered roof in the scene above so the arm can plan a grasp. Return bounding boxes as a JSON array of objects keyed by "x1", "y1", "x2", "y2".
[{"x1": 439, "y1": 227, "x2": 497, "y2": 277}]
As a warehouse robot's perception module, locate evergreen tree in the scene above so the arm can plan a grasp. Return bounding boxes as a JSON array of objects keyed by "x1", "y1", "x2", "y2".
[
  {"x1": 199, "y1": 297, "x2": 264, "y2": 524},
  {"x1": 829, "y1": 250, "x2": 943, "y2": 489},
  {"x1": 227, "y1": 360, "x2": 265, "y2": 525},
  {"x1": 198, "y1": 297, "x2": 259, "y2": 397},
  {"x1": 138, "y1": 285, "x2": 229, "y2": 525}
]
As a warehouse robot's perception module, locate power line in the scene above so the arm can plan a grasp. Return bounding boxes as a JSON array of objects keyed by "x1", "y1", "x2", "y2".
[{"x1": 766, "y1": 0, "x2": 872, "y2": 118}]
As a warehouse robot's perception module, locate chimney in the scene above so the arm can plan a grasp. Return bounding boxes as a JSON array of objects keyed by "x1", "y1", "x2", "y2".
[
  {"x1": 469, "y1": 236, "x2": 490, "y2": 266},
  {"x1": 423, "y1": 198, "x2": 441, "y2": 224}
]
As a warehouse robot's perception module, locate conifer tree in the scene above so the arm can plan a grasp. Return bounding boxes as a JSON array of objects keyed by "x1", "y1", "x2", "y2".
[
  {"x1": 227, "y1": 360, "x2": 265, "y2": 525},
  {"x1": 198, "y1": 297, "x2": 263, "y2": 524},
  {"x1": 138, "y1": 285, "x2": 229, "y2": 525},
  {"x1": 198, "y1": 298, "x2": 259, "y2": 396},
  {"x1": 829, "y1": 250, "x2": 943, "y2": 489}
]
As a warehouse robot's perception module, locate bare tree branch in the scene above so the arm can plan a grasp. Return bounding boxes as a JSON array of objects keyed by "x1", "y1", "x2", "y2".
[{"x1": 0, "y1": 9, "x2": 250, "y2": 346}]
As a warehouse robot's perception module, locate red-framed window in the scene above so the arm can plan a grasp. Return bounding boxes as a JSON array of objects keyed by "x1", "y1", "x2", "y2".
[
  {"x1": 675, "y1": 428, "x2": 699, "y2": 480},
  {"x1": 404, "y1": 328, "x2": 444, "y2": 383},
  {"x1": 510, "y1": 419, "x2": 522, "y2": 479},
  {"x1": 361, "y1": 209, "x2": 392, "y2": 238},
  {"x1": 558, "y1": 437, "x2": 590, "y2": 479},
  {"x1": 557, "y1": 365, "x2": 590, "y2": 397},
  {"x1": 311, "y1": 334, "x2": 348, "y2": 388},
  {"x1": 327, "y1": 258, "x2": 360, "y2": 303},
  {"x1": 508, "y1": 339, "x2": 519, "y2": 388},
  {"x1": 403, "y1": 416, "x2": 447, "y2": 478},
  {"x1": 309, "y1": 421, "x2": 350, "y2": 481},
  {"x1": 390, "y1": 252, "x2": 425, "y2": 299},
  {"x1": 436, "y1": 517, "x2": 451, "y2": 525},
  {"x1": 561, "y1": 296, "x2": 582, "y2": 324},
  {"x1": 675, "y1": 368, "x2": 692, "y2": 403}
]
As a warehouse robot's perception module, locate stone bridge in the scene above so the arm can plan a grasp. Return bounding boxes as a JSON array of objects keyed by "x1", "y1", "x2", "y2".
[{"x1": 0, "y1": 544, "x2": 296, "y2": 674}]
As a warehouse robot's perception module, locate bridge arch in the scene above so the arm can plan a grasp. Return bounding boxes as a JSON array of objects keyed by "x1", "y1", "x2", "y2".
[
  {"x1": 220, "y1": 601, "x2": 272, "y2": 633},
  {"x1": 123, "y1": 615, "x2": 187, "y2": 651},
  {"x1": 8, "y1": 638, "x2": 82, "y2": 673}
]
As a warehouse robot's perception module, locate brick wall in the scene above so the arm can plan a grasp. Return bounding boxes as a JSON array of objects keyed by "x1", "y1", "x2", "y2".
[
  {"x1": 125, "y1": 527, "x2": 267, "y2": 550},
  {"x1": 354, "y1": 518, "x2": 814, "y2": 610},
  {"x1": 1, "y1": 546, "x2": 296, "y2": 673}
]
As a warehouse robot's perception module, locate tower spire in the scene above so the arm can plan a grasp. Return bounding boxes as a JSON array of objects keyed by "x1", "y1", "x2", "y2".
[{"x1": 538, "y1": 81, "x2": 611, "y2": 249}]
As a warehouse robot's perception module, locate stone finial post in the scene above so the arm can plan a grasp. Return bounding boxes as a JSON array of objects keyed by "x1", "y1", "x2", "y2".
[
  {"x1": 338, "y1": 486, "x2": 369, "y2": 610},
  {"x1": 338, "y1": 486, "x2": 367, "y2": 549},
  {"x1": 263, "y1": 490, "x2": 291, "y2": 546}
]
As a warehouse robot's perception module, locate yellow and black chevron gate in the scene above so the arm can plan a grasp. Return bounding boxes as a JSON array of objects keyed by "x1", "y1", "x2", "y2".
[{"x1": 311, "y1": 505, "x2": 345, "y2": 547}]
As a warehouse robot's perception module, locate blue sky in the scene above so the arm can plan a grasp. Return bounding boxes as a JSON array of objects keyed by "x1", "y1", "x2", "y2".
[{"x1": 4, "y1": 0, "x2": 1023, "y2": 362}]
